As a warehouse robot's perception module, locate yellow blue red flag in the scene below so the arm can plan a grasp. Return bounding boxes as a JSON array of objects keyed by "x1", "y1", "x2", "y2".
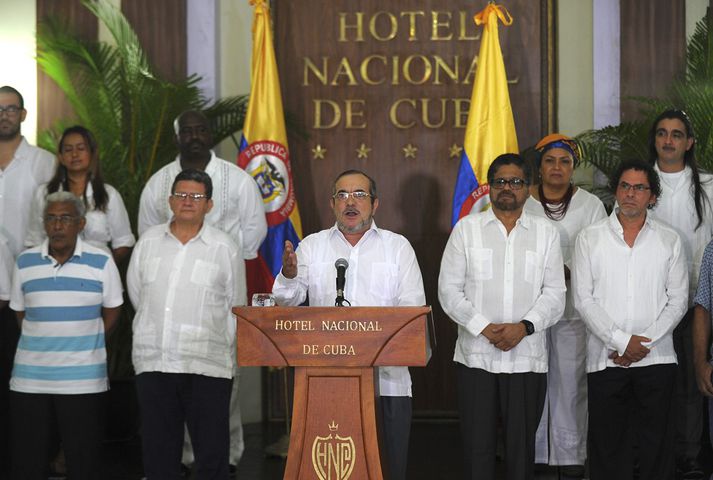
[
  {"x1": 451, "y1": 3, "x2": 519, "y2": 226},
  {"x1": 239, "y1": 0, "x2": 302, "y2": 297}
]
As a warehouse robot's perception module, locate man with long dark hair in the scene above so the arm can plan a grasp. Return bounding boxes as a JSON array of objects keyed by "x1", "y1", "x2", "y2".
[{"x1": 648, "y1": 109, "x2": 713, "y2": 480}]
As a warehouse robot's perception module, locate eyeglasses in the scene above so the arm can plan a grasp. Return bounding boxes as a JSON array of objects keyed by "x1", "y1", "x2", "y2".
[
  {"x1": 490, "y1": 178, "x2": 527, "y2": 190},
  {"x1": 618, "y1": 181, "x2": 651, "y2": 193},
  {"x1": 171, "y1": 192, "x2": 209, "y2": 202},
  {"x1": 0, "y1": 105, "x2": 21, "y2": 117},
  {"x1": 332, "y1": 191, "x2": 371, "y2": 201},
  {"x1": 44, "y1": 215, "x2": 79, "y2": 226}
]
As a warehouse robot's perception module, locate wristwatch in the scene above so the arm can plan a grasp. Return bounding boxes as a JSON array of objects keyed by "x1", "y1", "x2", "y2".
[{"x1": 520, "y1": 319, "x2": 535, "y2": 336}]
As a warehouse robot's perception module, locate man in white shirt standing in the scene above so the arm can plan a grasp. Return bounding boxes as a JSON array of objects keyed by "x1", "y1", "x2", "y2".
[
  {"x1": 0, "y1": 85, "x2": 55, "y2": 473},
  {"x1": 128, "y1": 169, "x2": 246, "y2": 479},
  {"x1": 138, "y1": 110, "x2": 266, "y2": 472},
  {"x1": 647, "y1": 109, "x2": 712, "y2": 480},
  {"x1": 0, "y1": 85, "x2": 55, "y2": 257},
  {"x1": 438, "y1": 153, "x2": 566, "y2": 480},
  {"x1": 573, "y1": 160, "x2": 688, "y2": 480},
  {"x1": 272, "y1": 169, "x2": 426, "y2": 480}
]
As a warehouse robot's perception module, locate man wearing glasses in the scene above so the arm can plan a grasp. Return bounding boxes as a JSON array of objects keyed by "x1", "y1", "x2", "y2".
[
  {"x1": 573, "y1": 160, "x2": 688, "y2": 479},
  {"x1": 9, "y1": 191, "x2": 123, "y2": 479},
  {"x1": 438, "y1": 153, "x2": 566, "y2": 480},
  {"x1": 273, "y1": 169, "x2": 426, "y2": 480},
  {"x1": 138, "y1": 110, "x2": 265, "y2": 473},
  {"x1": 128, "y1": 169, "x2": 245, "y2": 479},
  {"x1": 0, "y1": 85, "x2": 55, "y2": 474},
  {"x1": 0, "y1": 86, "x2": 55, "y2": 258}
]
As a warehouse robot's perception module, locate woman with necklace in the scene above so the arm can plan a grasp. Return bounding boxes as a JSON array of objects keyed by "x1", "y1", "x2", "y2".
[
  {"x1": 525, "y1": 133, "x2": 606, "y2": 479},
  {"x1": 25, "y1": 125, "x2": 135, "y2": 264}
]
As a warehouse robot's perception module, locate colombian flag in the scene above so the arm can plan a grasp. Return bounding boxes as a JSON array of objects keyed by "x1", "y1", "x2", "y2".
[
  {"x1": 451, "y1": 3, "x2": 519, "y2": 226},
  {"x1": 239, "y1": 0, "x2": 302, "y2": 298}
]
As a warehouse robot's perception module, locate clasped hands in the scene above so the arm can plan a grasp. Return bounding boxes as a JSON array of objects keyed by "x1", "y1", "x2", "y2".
[
  {"x1": 481, "y1": 322, "x2": 527, "y2": 352},
  {"x1": 608, "y1": 335, "x2": 651, "y2": 367}
]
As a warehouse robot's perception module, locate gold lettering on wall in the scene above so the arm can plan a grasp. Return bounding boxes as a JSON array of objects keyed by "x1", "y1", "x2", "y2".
[
  {"x1": 360, "y1": 55, "x2": 387, "y2": 85},
  {"x1": 452, "y1": 98, "x2": 470, "y2": 128},
  {"x1": 301, "y1": 8, "x2": 522, "y2": 135},
  {"x1": 458, "y1": 11, "x2": 480, "y2": 40},
  {"x1": 400, "y1": 11, "x2": 425, "y2": 41},
  {"x1": 369, "y1": 11, "x2": 398, "y2": 41},
  {"x1": 431, "y1": 11, "x2": 453, "y2": 40},
  {"x1": 313, "y1": 99, "x2": 341, "y2": 129},
  {"x1": 338, "y1": 12, "x2": 364, "y2": 42},
  {"x1": 389, "y1": 99, "x2": 416, "y2": 129},
  {"x1": 344, "y1": 100, "x2": 367, "y2": 129}
]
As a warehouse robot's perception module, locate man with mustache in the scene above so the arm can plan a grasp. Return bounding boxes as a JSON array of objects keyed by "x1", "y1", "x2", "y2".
[
  {"x1": 138, "y1": 110, "x2": 266, "y2": 474},
  {"x1": 0, "y1": 85, "x2": 55, "y2": 473},
  {"x1": 438, "y1": 153, "x2": 566, "y2": 480},
  {"x1": 647, "y1": 110, "x2": 712, "y2": 480},
  {"x1": 573, "y1": 160, "x2": 687, "y2": 479},
  {"x1": 272, "y1": 169, "x2": 426, "y2": 480}
]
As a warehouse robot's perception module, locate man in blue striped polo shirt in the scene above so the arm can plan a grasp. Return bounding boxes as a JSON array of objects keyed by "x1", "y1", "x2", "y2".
[{"x1": 8, "y1": 191, "x2": 123, "y2": 480}]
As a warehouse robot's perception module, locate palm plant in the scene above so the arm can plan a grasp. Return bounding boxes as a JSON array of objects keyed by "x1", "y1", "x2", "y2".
[
  {"x1": 577, "y1": 8, "x2": 713, "y2": 199},
  {"x1": 36, "y1": 0, "x2": 249, "y2": 378}
]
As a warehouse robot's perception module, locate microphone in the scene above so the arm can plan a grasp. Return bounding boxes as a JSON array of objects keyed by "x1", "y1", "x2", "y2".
[{"x1": 335, "y1": 258, "x2": 349, "y2": 306}]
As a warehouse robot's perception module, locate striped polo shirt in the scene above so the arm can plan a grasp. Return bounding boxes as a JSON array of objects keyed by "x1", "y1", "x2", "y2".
[{"x1": 9, "y1": 238, "x2": 123, "y2": 394}]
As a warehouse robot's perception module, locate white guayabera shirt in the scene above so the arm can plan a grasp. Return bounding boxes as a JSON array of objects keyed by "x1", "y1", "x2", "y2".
[
  {"x1": 438, "y1": 208, "x2": 566, "y2": 374},
  {"x1": 272, "y1": 222, "x2": 426, "y2": 397},
  {"x1": 573, "y1": 212, "x2": 688, "y2": 373},
  {"x1": 128, "y1": 222, "x2": 246, "y2": 379}
]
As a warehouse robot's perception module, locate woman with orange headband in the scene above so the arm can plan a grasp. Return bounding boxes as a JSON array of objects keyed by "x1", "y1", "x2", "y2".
[{"x1": 525, "y1": 133, "x2": 606, "y2": 479}]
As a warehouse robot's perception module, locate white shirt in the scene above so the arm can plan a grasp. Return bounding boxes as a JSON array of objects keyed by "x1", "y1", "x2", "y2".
[
  {"x1": 9, "y1": 238, "x2": 123, "y2": 394},
  {"x1": 25, "y1": 183, "x2": 135, "y2": 253},
  {"x1": 524, "y1": 188, "x2": 607, "y2": 321},
  {"x1": 0, "y1": 233, "x2": 12, "y2": 301},
  {"x1": 138, "y1": 152, "x2": 267, "y2": 260},
  {"x1": 438, "y1": 209, "x2": 566, "y2": 373},
  {"x1": 127, "y1": 223, "x2": 247, "y2": 379},
  {"x1": 572, "y1": 212, "x2": 688, "y2": 373},
  {"x1": 272, "y1": 222, "x2": 426, "y2": 397},
  {"x1": 651, "y1": 164, "x2": 713, "y2": 304},
  {"x1": 0, "y1": 138, "x2": 55, "y2": 257}
]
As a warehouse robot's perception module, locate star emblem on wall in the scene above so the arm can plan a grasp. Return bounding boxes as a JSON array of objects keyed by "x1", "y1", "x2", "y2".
[
  {"x1": 449, "y1": 143, "x2": 463, "y2": 159},
  {"x1": 402, "y1": 143, "x2": 417, "y2": 159},
  {"x1": 356, "y1": 143, "x2": 371, "y2": 159},
  {"x1": 312, "y1": 144, "x2": 326, "y2": 159}
]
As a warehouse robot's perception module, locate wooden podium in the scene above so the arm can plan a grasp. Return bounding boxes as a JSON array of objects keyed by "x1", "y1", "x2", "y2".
[{"x1": 233, "y1": 306, "x2": 431, "y2": 480}]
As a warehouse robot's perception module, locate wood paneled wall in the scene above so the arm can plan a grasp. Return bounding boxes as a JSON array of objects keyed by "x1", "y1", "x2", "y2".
[
  {"x1": 122, "y1": 0, "x2": 187, "y2": 82},
  {"x1": 620, "y1": 1, "x2": 686, "y2": 122},
  {"x1": 36, "y1": 0, "x2": 98, "y2": 134},
  {"x1": 36, "y1": 0, "x2": 187, "y2": 136}
]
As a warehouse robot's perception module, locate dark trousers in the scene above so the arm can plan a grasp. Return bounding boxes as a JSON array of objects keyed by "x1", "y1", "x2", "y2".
[
  {"x1": 136, "y1": 372, "x2": 232, "y2": 480},
  {"x1": 10, "y1": 390, "x2": 105, "y2": 480},
  {"x1": 673, "y1": 309, "x2": 703, "y2": 460},
  {"x1": 456, "y1": 364, "x2": 546, "y2": 480},
  {"x1": 0, "y1": 306, "x2": 19, "y2": 474},
  {"x1": 380, "y1": 395, "x2": 411, "y2": 480},
  {"x1": 588, "y1": 364, "x2": 676, "y2": 480}
]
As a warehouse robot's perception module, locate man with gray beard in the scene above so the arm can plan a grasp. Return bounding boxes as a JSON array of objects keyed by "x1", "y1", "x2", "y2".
[{"x1": 273, "y1": 169, "x2": 426, "y2": 480}]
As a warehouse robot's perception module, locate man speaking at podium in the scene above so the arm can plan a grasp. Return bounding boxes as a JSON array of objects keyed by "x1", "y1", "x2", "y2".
[{"x1": 272, "y1": 169, "x2": 426, "y2": 480}]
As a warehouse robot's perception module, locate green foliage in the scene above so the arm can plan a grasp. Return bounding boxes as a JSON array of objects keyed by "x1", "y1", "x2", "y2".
[
  {"x1": 36, "y1": 0, "x2": 248, "y2": 378},
  {"x1": 577, "y1": 8, "x2": 713, "y2": 193}
]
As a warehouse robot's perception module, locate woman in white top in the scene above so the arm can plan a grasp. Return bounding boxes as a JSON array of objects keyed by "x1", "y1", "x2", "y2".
[
  {"x1": 525, "y1": 133, "x2": 606, "y2": 478},
  {"x1": 25, "y1": 125, "x2": 135, "y2": 263}
]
